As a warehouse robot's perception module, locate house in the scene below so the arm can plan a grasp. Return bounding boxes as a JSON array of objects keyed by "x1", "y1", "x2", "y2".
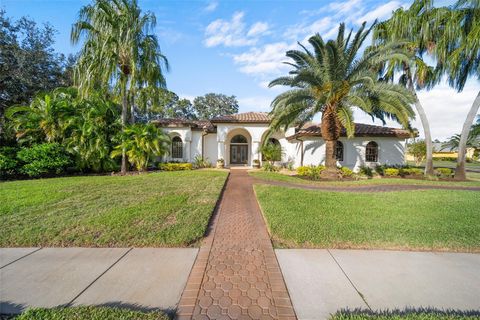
[{"x1": 153, "y1": 112, "x2": 411, "y2": 171}]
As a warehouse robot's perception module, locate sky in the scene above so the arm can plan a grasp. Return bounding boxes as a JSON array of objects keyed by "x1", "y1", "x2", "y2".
[{"x1": 1, "y1": 0, "x2": 478, "y2": 140}]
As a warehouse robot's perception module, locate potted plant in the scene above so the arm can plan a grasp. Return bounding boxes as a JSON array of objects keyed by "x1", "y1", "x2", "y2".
[
  {"x1": 216, "y1": 158, "x2": 225, "y2": 169},
  {"x1": 253, "y1": 159, "x2": 260, "y2": 168}
]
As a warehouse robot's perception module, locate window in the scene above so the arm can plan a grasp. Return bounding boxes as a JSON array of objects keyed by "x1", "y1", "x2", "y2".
[
  {"x1": 335, "y1": 141, "x2": 344, "y2": 161},
  {"x1": 262, "y1": 138, "x2": 281, "y2": 161},
  {"x1": 171, "y1": 136, "x2": 183, "y2": 159},
  {"x1": 365, "y1": 141, "x2": 378, "y2": 162},
  {"x1": 231, "y1": 135, "x2": 247, "y2": 144}
]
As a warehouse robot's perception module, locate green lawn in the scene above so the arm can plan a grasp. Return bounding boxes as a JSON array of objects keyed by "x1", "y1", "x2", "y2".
[
  {"x1": 15, "y1": 306, "x2": 168, "y2": 320},
  {"x1": 254, "y1": 184, "x2": 480, "y2": 252},
  {"x1": 249, "y1": 171, "x2": 480, "y2": 186},
  {"x1": 331, "y1": 310, "x2": 480, "y2": 320},
  {"x1": 0, "y1": 170, "x2": 227, "y2": 247}
]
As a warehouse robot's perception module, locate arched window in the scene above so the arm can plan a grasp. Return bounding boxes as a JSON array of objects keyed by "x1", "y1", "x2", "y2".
[
  {"x1": 171, "y1": 136, "x2": 183, "y2": 159},
  {"x1": 231, "y1": 135, "x2": 248, "y2": 144},
  {"x1": 335, "y1": 141, "x2": 344, "y2": 161},
  {"x1": 262, "y1": 138, "x2": 281, "y2": 161},
  {"x1": 365, "y1": 141, "x2": 378, "y2": 162}
]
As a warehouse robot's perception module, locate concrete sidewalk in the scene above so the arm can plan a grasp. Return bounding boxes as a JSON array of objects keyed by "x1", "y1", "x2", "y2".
[
  {"x1": 0, "y1": 247, "x2": 197, "y2": 315},
  {"x1": 277, "y1": 249, "x2": 480, "y2": 320}
]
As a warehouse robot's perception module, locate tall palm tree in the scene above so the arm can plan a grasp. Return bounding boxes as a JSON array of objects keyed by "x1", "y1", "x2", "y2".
[
  {"x1": 268, "y1": 22, "x2": 416, "y2": 177},
  {"x1": 429, "y1": 0, "x2": 480, "y2": 179},
  {"x1": 71, "y1": 0, "x2": 169, "y2": 174},
  {"x1": 373, "y1": 0, "x2": 440, "y2": 176}
]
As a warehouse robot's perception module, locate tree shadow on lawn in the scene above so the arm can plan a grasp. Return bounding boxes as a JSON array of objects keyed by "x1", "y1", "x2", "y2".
[{"x1": 333, "y1": 307, "x2": 480, "y2": 319}]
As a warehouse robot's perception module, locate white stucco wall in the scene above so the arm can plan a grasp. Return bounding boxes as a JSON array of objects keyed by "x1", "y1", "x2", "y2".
[
  {"x1": 290, "y1": 137, "x2": 406, "y2": 171},
  {"x1": 158, "y1": 124, "x2": 406, "y2": 169}
]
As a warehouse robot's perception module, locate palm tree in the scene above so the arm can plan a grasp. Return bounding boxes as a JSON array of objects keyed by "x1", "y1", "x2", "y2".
[
  {"x1": 268, "y1": 22, "x2": 416, "y2": 177},
  {"x1": 442, "y1": 115, "x2": 480, "y2": 152},
  {"x1": 111, "y1": 123, "x2": 170, "y2": 171},
  {"x1": 71, "y1": 0, "x2": 169, "y2": 174},
  {"x1": 373, "y1": 0, "x2": 440, "y2": 176},
  {"x1": 6, "y1": 88, "x2": 76, "y2": 145},
  {"x1": 429, "y1": 0, "x2": 480, "y2": 179},
  {"x1": 64, "y1": 95, "x2": 121, "y2": 172}
]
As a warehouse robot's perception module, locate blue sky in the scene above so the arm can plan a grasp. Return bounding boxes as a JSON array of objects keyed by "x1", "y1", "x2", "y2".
[{"x1": 1, "y1": 0, "x2": 478, "y2": 139}]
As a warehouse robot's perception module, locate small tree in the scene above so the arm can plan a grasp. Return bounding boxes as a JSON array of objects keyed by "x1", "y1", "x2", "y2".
[
  {"x1": 407, "y1": 139, "x2": 427, "y2": 166},
  {"x1": 259, "y1": 143, "x2": 282, "y2": 166},
  {"x1": 111, "y1": 123, "x2": 170, "y2": 171}
]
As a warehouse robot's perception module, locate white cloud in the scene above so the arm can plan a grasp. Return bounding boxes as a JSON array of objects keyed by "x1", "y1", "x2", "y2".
[
  {"x1": 233, "y1": 42, "x2": 294, "y2": 76},
  {"x1": 283, "y1": 17, "x2": 333, "y2": 41},
  {"x1": 204, "y1": 1, "x2": 218, "y2": 12},
  {"x1": 356, "y1": 1, "x2": 403, "y2": 24},
  {"x1": 204, "y1": 12, "x2": 269, "y2": 47},
  {"x1": 237, "y1": 96, "x2": 275, "y2": 112},
  {"x1": 247, "y1": 22, "x2": 270, "y2": 37}
]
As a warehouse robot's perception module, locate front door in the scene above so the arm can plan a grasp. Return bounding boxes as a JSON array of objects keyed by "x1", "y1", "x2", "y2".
[{"x1": 230, "y1": 145, "x2": 248, "y2": 164}]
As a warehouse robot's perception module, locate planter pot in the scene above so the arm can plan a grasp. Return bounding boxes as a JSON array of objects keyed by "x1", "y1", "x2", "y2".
[
  {"x1": 216, "y1": 161, "x2": 225, "y2": 169},
  {"x1": 253, "y1": 161, "x2": 261, "y2": 169}
]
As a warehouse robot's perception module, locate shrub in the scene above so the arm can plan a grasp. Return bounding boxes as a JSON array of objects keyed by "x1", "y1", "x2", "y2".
[
  {"x1": 0, "y1": 147, "x2": 19, "y2": 178},
  {"x1": 358, "y1": 165, "x2": 373, "y2": 177},
  {"x1": 17, "y1": 143, "x2": 71, "y2": 177},
  {"x1": 403, "y1": 168, "x2": 423, "y2": 175},
  {"x1": 340, "y1": 166, "x2": 353, "y2": 177},
  {"x1": 375, "y1": 165, "x2": 385, "y2": 176},
  {"x1": 435, "y1": 167, "x2": 453, "y2": 178},
  {"x1": 193, "y1": 155, "x2": 211, "y2": 169},
  {"x1": 384, "y1": 168, "x2": 400, "y2": 176},
  {"x1": 159, "y1": 162, "x2": 193, "y2": 171},
  {"x1": 262, "y1": 162, "x2": 280, "y2": 172},
  {"x1": 407, "y1": 140, "x2": 427, "y2": 165},
  {"x1": 296, "y1": 165, "x2": 324, "y2": 180}
]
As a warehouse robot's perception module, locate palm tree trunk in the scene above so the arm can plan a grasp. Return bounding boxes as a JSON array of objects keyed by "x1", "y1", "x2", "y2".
[
  {"x1": 321, "y1": 104, "x2": 341, "y2": 178},
  {"x1": 129, "y1": 92, "x2": 135, "y2": 125},
  {"x1": 414, "y1": 96, "x2": 434, "y2": 175},
  {"x1": 405, "y1": 71, "x2": 434, "y2": 176},
  {"x1": 120, "y1": 78, "x2": 128, "y2": 175},
  {"x1": 454, "y1": 91, "x2": 480, "y2": 180}
]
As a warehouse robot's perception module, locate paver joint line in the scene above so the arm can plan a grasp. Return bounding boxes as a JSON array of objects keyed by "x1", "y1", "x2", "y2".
[
  {"x1": 66, "y1": 247, "x2": 133, "y2": 307},
  {"x1": 327, "y1": 249, "x2": 372, "y2": 311},
  {"x1": 177, "y1": 169, "x2": 297, "y2": 320},
  {"x1": 0, "y1": 248, "x2": 43, "y2": 269}
]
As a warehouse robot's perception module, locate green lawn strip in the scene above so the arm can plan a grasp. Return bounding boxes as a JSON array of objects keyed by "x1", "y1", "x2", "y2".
[
  {"x1": 249, "y1": 171, "x2": 480, "y2": 187},
  {"x1": 331, "y1": 309, "x2": 480, "y2": 320},
  {"x1": 254, "y1": 184, "x2": 480, "y2": 251},
  {"x1": 0, "y1": 170, "x2": 228, "y2": 247},
  {"x1": 14, "y1": 306, "x2": 168, "y2": 320}
]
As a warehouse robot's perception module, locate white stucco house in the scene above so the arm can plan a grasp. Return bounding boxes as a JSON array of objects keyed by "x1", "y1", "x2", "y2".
[{"x1": 153, "y1": 112, "x2": 411, "y2": 171}]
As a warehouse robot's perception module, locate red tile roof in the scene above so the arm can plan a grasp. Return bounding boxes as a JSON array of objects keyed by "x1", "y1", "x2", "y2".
[
  {"x1": 211, "y1": 112, "x2": 271, "y2": 123},
  {"x1": 287, "y1": 123, "x2": 412, "y2": 139}
]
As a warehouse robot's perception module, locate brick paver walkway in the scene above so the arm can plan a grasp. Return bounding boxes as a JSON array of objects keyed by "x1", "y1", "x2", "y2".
[{"x1": 177, "y1": 170, "x2": 296, "y2": 320}]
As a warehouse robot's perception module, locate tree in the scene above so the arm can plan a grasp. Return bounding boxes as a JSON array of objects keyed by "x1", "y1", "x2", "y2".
[
  {"x1": 71, "y1": 0, "x2": 169, "y2": 174},
  {"x1": 193, "y1": 93, "x2": 239, "y2": 119},
  {"x1": 268, "y1": 22, "x2": 416, "y2": 177},
  {"x1": 64, "y1": 95, "x2": 121, "y2": 172},
  {"x1": 0, "y1": 11, "x2": 72, "y2": 139},
  {"x1": 428, "y1": 0, "x2": 480, "y2": 179},
  {"x1": 135, "y1": 88, "x2": 196, "y2": 121},
  {"x1": 259, "y1": 142, "x2": 282, "y2": 165},
  {"x1": 111, "y1": 123, "x2": 170, "y2": 171},
  {"x1": 373, "y1": 1, "x2": 440, "y2": 176},
  {"x1": 407, "y1": 139, "x2": 427, "y2": 165},
  {"x1": 6, "y1": 88, "x2": 76, "y2": 145}
]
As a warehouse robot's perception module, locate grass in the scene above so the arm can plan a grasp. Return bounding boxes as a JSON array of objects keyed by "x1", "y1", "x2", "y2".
[
  {"x1": 14, "y1": 306, "x2": 168, "y2": 320},
  {"x1": 254, "y1": 184, "x2": 480, "y2": 252},
  {"x1": 249, "y1": 171, "x2": 480, "y2": 187},
  {"x1": 0, "y1": 170, "x2": 227, "y2": 247},
  {"x1": 331, "y1": 310, "x2": 480, "y2": 320},
  {"x1": 407, "y1": 160, "x2": 480, "y2": 170}
]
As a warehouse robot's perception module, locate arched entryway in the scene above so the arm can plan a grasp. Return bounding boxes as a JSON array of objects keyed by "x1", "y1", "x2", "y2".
[
  {"x1": 225, "y1": 128, "x2": 252, "y2": 166},
  {"x1": 230, "y1": 134, "x2": 248, "y2": 164}
]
